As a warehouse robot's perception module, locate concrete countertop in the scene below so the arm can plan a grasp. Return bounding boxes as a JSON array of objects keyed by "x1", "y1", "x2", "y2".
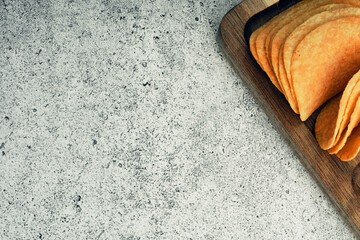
[{"x1": 0, "y1": 0, "x2": 355, "y2": 239}]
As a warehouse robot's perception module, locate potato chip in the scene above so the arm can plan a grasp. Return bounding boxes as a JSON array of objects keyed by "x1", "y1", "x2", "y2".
[
  {"x1": 251, "y1": 0, "x2": 335, "y2": 93},
  {"x1": 336, "y1": 125, "x2": 360, "y2": 161},
  {"x1": 328, "y1": 97, "x2": 360, "y2": 154},
  {"x1": 315, "y1": 70, "x2": 360, "y2": 149},
  {"x1": 292, "y1": 17, "x2": 360, "y2": 121},
  {"x1": 271, "y1": 4, "x2": 349, "y2": 80},
  {"x1": 282, "y1": 7, "x2": 360, "y2": 112},
  {"x1": 315, "y1": 94, "x2": 342, "y2": 149},
  {"x1": 270, "y1": 4, "x2": 353, "y2": 113},
  {"x1": 250, "y1": 15, "x2": 283, "y2": 92}
]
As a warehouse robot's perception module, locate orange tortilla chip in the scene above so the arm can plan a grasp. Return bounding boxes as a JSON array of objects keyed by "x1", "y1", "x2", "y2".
[
  {"x1": 336, "y1": 125, "x2": 360, "y2": 161},
  {"x1": 292, "y1": 17, "x2": 360, "y2": 121},
  {"x1": 251, "y1": 0, "x2": 337, "y2": 93},
  {"x1": 278, "y1": 48, "x2": 299, "y2": 113},
  {"x1": 315, "y1": 94, "x2": 342, "y2": 149},
  {"x1": 328, "y1": 97, "x2": 360, "y2": 154},
  {"x1": 265, "y1": 0, "x2": 360, "y2": 74},
  {"x1": 250, "y1": 15, "x2": 283, "y2": 92},
  {"x1": 332, "y1": 0, "x2": 360, "y2": 7},
  {"x1": 264, "y1": 0, "x2": 345, "y2": 68},
  {"x1": 283, "y1": 7, "x2": 360, "y2": 109},
  {"x1": 271, "y1": 4, "x2": 349, "y2": 79},
  {"x1": 249, "y1": 30, "x2": 260, "y2": 64},
  {"x1": 270, "y1": 4, "x2": 352, "y2": 113},
  {"x1": 315, "y1": 70, "x2": 360, "y2": 150}
]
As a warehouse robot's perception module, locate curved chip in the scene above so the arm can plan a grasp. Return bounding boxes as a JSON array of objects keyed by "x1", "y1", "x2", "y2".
[
  {"x1": 328, "y1": 97, "x2": 360, "y2": 154},
  {"x1": 336, "y1": 125, "x2": 360, "y2": 161},
  {"x1": 315, "y1": 70, "x2": 360, "y2": 150},
  {"x1": 282, "y1": 7, "x2": 360, "y2": 110},
  {"x1": 251, "y1": 0, "x2": 335, "y2": 93},
  {"x1": 270, "y1": 4, "x2": 352, "y2": 113},
  {"x1": 292, "y1": 17, "x2": 360, "y2": 121}
]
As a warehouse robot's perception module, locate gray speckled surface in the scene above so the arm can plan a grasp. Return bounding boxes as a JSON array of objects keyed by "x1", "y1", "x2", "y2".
[{"x1": 0, "y1": 0, "x2": 356, "y2": 239}]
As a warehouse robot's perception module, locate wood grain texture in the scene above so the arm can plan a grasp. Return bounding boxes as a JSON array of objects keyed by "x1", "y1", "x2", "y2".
[{"x1": 218, "y1": 0, "x2": 360, "y2": 238}]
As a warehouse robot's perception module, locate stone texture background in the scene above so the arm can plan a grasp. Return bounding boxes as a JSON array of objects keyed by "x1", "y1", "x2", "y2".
[{"x1": 0, "y1": 0, "x2": 355, "y2": 239}]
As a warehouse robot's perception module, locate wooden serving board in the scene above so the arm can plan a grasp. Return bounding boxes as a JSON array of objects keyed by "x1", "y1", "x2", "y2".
[{"x1": 218, "y1": 0, "x2": 360, "y2": 237}]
